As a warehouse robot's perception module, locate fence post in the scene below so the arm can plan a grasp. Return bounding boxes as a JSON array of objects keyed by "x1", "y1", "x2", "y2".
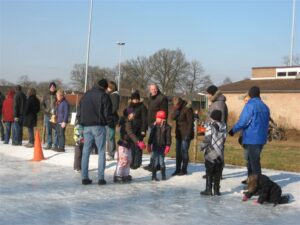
[{"x1": 193, "y1": 119, "x2": 198, "y2": 162}]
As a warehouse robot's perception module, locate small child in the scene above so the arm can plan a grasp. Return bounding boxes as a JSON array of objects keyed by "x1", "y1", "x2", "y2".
[
  {"x1": 200, "y1": 110, "x2": 227, "y2": 196},
  {"x1": 73, "y1": 122, "x2": 84, "y2": 172},
  {"x1": 147, "y1": 110, "x2": 171, "y2": 181},
  {"x1": 243, "y1": 174, "x2": 290, "y2": 206},
  {"x1": 114, "y1": 108, "x2": 146, "y2": 183}
]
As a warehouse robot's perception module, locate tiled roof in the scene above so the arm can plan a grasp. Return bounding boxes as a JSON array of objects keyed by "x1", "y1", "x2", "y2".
[{"x1": 219, "y1": 79, "x2": 300, "y2": 93}]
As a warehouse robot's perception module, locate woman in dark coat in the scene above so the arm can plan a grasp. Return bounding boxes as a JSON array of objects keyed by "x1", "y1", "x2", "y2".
[{"x1": 23, "y1": 88, "x2": 40, "y2": 147}]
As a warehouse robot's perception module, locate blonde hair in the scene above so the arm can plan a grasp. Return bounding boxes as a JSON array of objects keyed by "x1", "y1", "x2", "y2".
[{"x1": 57, "y1": 89, "x2": 65, "y2": 96}]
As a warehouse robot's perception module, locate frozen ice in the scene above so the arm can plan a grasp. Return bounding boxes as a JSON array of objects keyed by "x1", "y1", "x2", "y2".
[{"x1": 0, "y1": 144, "x2": 299, "y2": 225}]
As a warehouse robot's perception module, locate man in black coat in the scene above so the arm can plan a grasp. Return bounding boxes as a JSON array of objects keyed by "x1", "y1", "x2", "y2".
[
  {"x1": 144, "y1": 84, "x2": 168, "y2": 171},
  {"x1": 12, "y1": 85, "x2": 27, "y2": 145},
  {"x1": 77, "y1": 79, "x2": 114, "y2": 185}
]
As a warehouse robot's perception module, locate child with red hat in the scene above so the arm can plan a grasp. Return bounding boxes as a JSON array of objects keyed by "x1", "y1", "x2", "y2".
[{"x1": 147, "y1": 110, "x2": 171, "y2": 181}]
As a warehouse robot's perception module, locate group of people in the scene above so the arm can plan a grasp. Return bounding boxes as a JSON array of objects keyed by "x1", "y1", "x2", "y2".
[
  {"x1": 0, "y1": 82, "x2": 69, "y2": 152},
  {"x1": 1, "y1": 78, "x2": 288, "y2": 205}
]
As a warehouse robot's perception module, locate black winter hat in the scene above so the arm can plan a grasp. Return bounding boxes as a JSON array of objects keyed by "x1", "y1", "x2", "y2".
[
  {"x1": 206, "y1": 85, "x2": 218, "y2": 95},
  {"x1": 49, "y1": 82, "x2": 57, "y2": 88},
  {"x1": 131, "y1": 92, "x2": 140, "y2": 100},
  {"x1": 210, "y1": 110, "x2": 222, "y2": 122},
  {"x1": 98, "y1": 79, "x2": 108, "y2": 89},
  {"x1": 248, "y1": 86, "x2": 260, "y2": 98}
]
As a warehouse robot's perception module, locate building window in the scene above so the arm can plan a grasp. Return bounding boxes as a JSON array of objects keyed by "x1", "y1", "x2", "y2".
[
  {"x1": 288, "y1": 71, "x2": 297, "y2": 76},
  {"x1": 277, "y1": 72, "x2": 286, "y2": 77}
]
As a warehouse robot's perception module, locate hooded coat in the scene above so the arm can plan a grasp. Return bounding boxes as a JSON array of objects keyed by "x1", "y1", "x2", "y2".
[
  {"x1": 208, "y1": 90, "x2": 228, "y2": 124},
  {"x1": 23, "y1": 95, "x2": 41, "y2": 127},
  {"x1": 2, "y1": 90, "x2": 15, "y2": 122}
]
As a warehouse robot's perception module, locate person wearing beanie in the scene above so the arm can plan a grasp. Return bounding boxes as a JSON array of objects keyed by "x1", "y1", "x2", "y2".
[
  {"x1": 42, "y1": 81, "x2": 58, "y2": 150},
  {"x1": 147, "y1": 110, "x2": 171, "y2": 181},
  {"x1": 127, "y1": 90, "x2": 148, "y2": 169},
  {"x1": 114, "y1": 106, "x2": 146, "y2": 183},
  {"x1": 200, "y1": 109, "x2": 227, "y2": 196},
  {"x1": 77, "y1": 79, "x2": 114, "y2": 185},
  {"x1": 229, "y1": 86, "x2": 270, "y2": 177},
  {"x1": 204, "y1": 84, "x2": 228, "y2": 180},
  {"x1": 171, "y1": 96, "x2": 194, "y2": 176},
  {"x1": 106, "y1": 81, "x2": 120, "y2": 161}
]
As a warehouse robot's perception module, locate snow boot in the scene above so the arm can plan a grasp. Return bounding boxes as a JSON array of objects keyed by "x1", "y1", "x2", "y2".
[
  {"x1": 200, "y1": 176, "x2": 213, "y2": 196},
  {"x1": 161, "y1": 167, "x2": 166, "y2": 180},
  {"x1": 152, "y1": 168, "x2": 159, "y2": 181},
  {"x1": 144, "y1": 158, "x2": 153, "y2": 171},
  {"x1": 213, "y1": 175, "x2": 221, "y2": 196},
  {"x1": 178, "y1": 159, "x2": 188, "y2": 176},
  {"x1": 82, "y1": 179, "x2": 92, "y2": 185}
]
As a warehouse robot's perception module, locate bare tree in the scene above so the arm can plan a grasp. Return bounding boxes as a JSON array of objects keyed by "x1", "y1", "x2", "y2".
[
  {"x1": 222, "y1": 77, "x2": 232, "y2": 85},
  {"x1": 182, "y1": 60, "x2": 205, "y2": 95},
  {"x1": 70, "y1": 64, "x2": 116, "y2": 91},
  {"x1": 122, "y1": 56, "x2": 150, "y2": 91},
  {"x1": 17, "y1": 75, "x2": 36, "y2": 89},
  {"x1": 0, "y1": 79, "x2": 14, "y2": 86},
  {"x1": 148, "y1": 49, "x2": 189, "y2": 95},
  {"x1": 282, "y1": 54, "x2": 300, "y2": 66}
]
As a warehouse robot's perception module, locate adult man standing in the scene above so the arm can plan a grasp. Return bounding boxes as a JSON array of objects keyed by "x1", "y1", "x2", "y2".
[
  {"x1": 42, "y1": 82, "x2": 58, "y2": 150},
  {"x1": 106, "y1": 81, "x2": 120, "y2": 160},
  {"x1": 12, "y1": 85, "x2": 27, "y2": 145},
  {"x1": 144, "y1": 84, "x2": 168, "y2": 171},
  {"x1": 229, "y1": 86, "x2": 270, "y2": 176},
  {"x1": 77, "y1": 79, "x2": 113, "y2": 185}
]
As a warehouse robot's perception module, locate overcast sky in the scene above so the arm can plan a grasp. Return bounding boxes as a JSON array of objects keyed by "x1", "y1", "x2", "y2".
[{"x1": 1, "y1": 0, "x2": 299, "y2": 85}]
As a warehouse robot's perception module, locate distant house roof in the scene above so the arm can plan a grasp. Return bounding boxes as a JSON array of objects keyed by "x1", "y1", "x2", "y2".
[{"x1": 219, "y1": 79, "x2": 300, "y2": 93}]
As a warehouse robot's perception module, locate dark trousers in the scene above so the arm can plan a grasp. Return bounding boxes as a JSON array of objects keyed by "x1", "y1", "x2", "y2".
[
  {"x1": 244, "y1": 144, "x2": 263, "y2": 175},
  {"x1": 56, "y1": 124, "x2": 66, "y2": 150},
  {"x1": 0, "y1": 115, "x2": 4, "y2": 140},
  {"x1": 130, "y1": 143, "x2": 143, "y2": 169},
  {"x1": 74, "y1": 143, "x2": 83, "y2": 170},
  {"x1": 175, "y1": 139, "x2": 191, "y2": 172},
  {"x1": 12, "y1": 117, "x2": 23, "y2": 145},
  {"x1": 4, "y1": 122, "x2": 12, "y2": 144},
  {"x1": 27, "y1": 127, "x2": 34, "y2": 144},
  {"x1": 205, "y1": 160, "x2": 223, "y2": 186}
]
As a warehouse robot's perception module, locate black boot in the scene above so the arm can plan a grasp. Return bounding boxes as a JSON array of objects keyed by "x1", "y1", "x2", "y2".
[
  {"x1": 213, "y1": 175, "x2": 221, "y2": 196},
  {"x1": 144, "y1": 158, "x2": 153, "y2": 171},
  {"x1": 178, "y1": 159, "x2": 188, "y2": 176},
  {"x1": 152, "y1": 168, "x2": 159, "y2": 181},
  {"x1": 200, "y1": 176, "x2": 213, "y2": 196},
  {"x1": 161, "y1": 167, "x2": 166, "y2": 180},
  {"x1": 172, "y1": 155, "x2": 182, "y2": 176}
]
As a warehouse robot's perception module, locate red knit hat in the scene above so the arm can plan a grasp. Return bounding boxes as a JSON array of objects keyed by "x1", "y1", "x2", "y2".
[{"x1": 156, "y1": 110, "x2": 166, "y2": 119}]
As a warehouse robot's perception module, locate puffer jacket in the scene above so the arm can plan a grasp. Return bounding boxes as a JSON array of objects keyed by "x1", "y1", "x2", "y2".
[
  {"x1": 200, "y1": 121, "x2": 227, "y2": 164},
  {"x1": 232, "y1": 97, "x2": 270, "y2": 145},
  {"x1": 207, "y1": 90, "x2": 228, "y2": 124},
  {"x1": 171, "y1": 100, "x2": 194, "y2": 140}
]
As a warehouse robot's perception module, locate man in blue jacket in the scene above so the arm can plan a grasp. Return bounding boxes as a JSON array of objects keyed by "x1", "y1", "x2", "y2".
[{"x1": 229, "y1": 86, "x2": 270, "y2": 176}]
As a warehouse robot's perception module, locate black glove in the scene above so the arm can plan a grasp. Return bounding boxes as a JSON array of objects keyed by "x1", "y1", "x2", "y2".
[{"x1": 228, "y1": 129, "x2": 234, "y2": 136}]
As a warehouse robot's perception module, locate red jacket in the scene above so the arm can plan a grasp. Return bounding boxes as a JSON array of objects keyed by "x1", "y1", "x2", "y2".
[{"x1": 2, "y1": 90, "x2": 15, "y2": 122}]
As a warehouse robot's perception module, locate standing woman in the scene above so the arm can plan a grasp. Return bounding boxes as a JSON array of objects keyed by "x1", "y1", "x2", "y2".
[
  {"x1": 55, "y1": 89, "x2": 69, "y2": 152},
  {"x1": 23, "y1": 88, "x2": 40, "y2": 147},
  {"x1": 171, "y1": 97, "x2": 194, "y2": 176},
  {"x1": 2, "y1": 89, "x2": 15, "y2": 144}
]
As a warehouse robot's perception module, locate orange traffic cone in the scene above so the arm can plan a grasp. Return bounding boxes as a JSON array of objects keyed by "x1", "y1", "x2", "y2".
[{"x1": 32, "y1": 129, "x2": 45, "y2": 161}]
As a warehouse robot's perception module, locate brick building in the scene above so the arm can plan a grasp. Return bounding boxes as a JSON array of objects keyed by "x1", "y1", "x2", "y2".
[{"x1": 219, "y1": 66, "x2": 300, "y2": 129}]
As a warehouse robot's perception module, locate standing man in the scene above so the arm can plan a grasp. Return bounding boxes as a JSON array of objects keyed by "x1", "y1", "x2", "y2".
[
  {"x1": 77, "y1": 79, "x2": 113, "y2": 185},
  {"x1": 0, "y1": 91, "x2": 5, "y2": 141},
  {"x1": 229, "y1": 86, "x2": 270, "y2": 176},
  {"x1": 12, "y1": 85, "x2": 27, "y2": 145},
  {"x1": 205, "y1": 85, "x2": 228, "y2": 179},
  {"x1": 106, "y1": 81, "x2": 120, "y2": 160},
  {"x1": 171, "y1": 97, "x2": 194, "y2": 176},
  {"x1": 42, "y1": 82, "x2": 58, "y2": 150},
  {"x1": 144, "y1": 84, "x2": 168, "y2": 171}
]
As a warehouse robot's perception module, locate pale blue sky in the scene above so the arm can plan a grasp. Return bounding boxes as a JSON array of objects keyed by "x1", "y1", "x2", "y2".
[{"x1": 1, "y1": 0, "x2": 299, "y2": 85}]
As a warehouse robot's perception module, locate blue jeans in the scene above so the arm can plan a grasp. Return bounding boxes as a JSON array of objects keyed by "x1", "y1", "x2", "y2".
[
  {"x1": 4, "y1": 122, "x2": 12, "y2": 144},
  {"x1": 0, "y1": 114, "x2": 4, "y2": 140},
  {"x1": 44, "y1": 115, "x2": 58, "y2": 147},
  {"x1": 81, "y1": 126, "x2": 106, "y2": 180},
  {"x1": 12, "y1": 117, "x2": 23, "y2": 145},
  {"x1": 175, "y1": 139, "x2": 191, "y2": 172},
  {"x1": 153, "y1": 148, "x2": 165, "y2": 168},
  {"x1": 244, "y1": 144, "x2": 263, "y2": 175}
]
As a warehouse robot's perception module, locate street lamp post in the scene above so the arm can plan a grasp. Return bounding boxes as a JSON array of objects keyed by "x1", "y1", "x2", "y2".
[{"x1": 117, "y1": 42, "x2": 125, "y2": 92}]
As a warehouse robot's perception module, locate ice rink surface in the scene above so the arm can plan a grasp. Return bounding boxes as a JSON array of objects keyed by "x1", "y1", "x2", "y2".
[{"x1": 0, "y1": 144, "x2": 299, "y2": 225}]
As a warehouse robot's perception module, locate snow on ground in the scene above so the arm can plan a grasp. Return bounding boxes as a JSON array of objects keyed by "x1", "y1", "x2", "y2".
[{"x1": 0, "y1": 143, "x2": 300, "y2": 225}]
